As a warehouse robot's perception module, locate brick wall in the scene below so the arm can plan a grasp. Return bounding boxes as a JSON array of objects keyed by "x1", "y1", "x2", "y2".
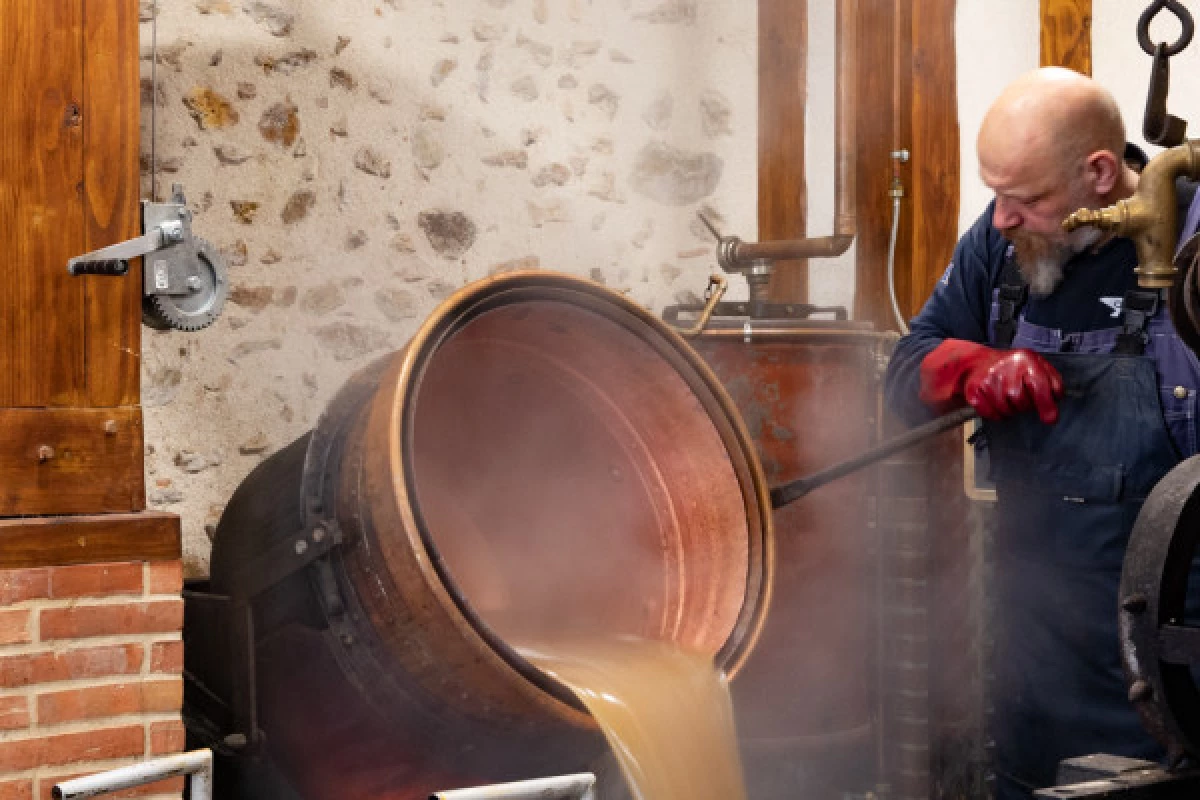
[{"x1": 0, "y1": 561, "x2": 185, "y2": 800}]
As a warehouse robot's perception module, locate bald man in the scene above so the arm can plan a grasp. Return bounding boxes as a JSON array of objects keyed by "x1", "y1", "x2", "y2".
[{"x1": 884, "y1": 68, "x2": 1200, "y2": 798}]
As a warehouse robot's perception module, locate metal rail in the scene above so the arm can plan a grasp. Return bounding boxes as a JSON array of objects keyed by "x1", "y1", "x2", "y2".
[
  {"x1": 431, "y1": 773, "x2": 597, "y2": 800},
  {"x1": 52, "y1": 749, "x2": 213, "y2": 800}
]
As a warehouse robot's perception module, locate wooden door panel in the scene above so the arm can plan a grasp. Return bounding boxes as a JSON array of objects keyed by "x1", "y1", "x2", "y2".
[
  {"x1": 0, "y1": 0, "x2": 87, "y2": 407},
  {"x1": 83, "y1": 0, "x2": 141, "y2": 407}
]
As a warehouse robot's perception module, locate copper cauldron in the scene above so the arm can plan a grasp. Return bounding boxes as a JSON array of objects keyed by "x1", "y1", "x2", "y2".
[{"x1": 191, "y1": 271, "x2": 774, "y2": 800}]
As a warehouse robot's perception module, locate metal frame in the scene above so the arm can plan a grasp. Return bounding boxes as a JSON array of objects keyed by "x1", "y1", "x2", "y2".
[
  {"x1": 52, "y1": 749, "x2": 213, "y2": 800},
  {"x1": 431, "y1": 773, "x2": 596, "y2": 800}
]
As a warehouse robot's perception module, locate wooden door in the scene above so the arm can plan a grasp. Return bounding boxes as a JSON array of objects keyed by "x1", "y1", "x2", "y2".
[{"x1": 0, "y1": 0, "x2": 143, "y2": 514}]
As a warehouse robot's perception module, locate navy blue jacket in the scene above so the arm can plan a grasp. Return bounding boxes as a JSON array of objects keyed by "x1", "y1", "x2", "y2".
[{"x1": 884, "y1": 202, "x2": 1147, "y2": 425}]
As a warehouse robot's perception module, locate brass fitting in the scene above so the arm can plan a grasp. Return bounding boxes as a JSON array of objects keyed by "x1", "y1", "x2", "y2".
[{"x1": 1063, "y1": 139, "x2": 1200, "y2": 288}]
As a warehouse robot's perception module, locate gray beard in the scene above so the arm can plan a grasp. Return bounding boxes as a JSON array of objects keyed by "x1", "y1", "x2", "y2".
[{"x1": 1013, "y1": 227, "x2": 1103, "y2": 296}]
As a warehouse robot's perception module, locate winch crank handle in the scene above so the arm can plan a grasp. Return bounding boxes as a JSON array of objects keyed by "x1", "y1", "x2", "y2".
[
  {"x1": 769, "y1": 406, "x2": 980, "y2": 509},
  {"x1": 674, "y1": 274, "x2": 728, "y2": 337}
]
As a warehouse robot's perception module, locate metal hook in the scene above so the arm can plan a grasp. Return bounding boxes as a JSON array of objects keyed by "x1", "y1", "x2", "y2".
[
  {"x1": 1144, "y1": 42, "x2": 1189, "y2": 146},
  {"x1": 1138, "y1": 0, "x2": 1195, "y2": 57}
]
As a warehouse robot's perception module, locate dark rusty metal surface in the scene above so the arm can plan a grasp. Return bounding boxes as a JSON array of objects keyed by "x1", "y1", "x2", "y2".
[
  {"x1": 1119, "y1": 455, "x2": 1200, "y2": 765},
  {"x1": 689, "y1": 324, "x2": 887, "y2": 798}
]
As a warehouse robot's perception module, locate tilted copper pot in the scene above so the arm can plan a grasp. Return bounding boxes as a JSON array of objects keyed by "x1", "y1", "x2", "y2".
[{"x1": 197, "y1": 271, "x2": 774, "y2": 799}]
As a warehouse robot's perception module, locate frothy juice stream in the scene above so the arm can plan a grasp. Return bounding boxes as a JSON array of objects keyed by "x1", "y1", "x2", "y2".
[{"x1": 520, "y1": 637, "x2": 748, "y2": 800}]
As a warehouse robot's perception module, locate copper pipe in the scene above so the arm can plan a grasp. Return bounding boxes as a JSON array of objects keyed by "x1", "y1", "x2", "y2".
[
  {"x1": 719, "y1": 0, "x2": 858, "y2": 270},
  {"x1": 1063, "y1": 139, "x2": 1200, "y2": 288}
]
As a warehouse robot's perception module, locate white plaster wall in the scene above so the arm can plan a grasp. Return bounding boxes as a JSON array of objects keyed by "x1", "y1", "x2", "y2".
[{"x1": 955, "y1": 0, "x2": 1040, "y2": 234}]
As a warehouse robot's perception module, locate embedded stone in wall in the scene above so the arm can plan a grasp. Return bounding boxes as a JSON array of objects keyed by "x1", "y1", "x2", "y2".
[
  {"x1": 230, "y1": 285, "x2": 274, "y2": 311},
  {"x1": 143, "y1": 363, "x2": 183, "y2": 408},
  {"x1": 390, "y1": 233, "x2": 416, "y2": 253},
  {"x1": 588, "y1": 84, "x2": 619, "y2": 119},
  {"x1": 354, "y1": 146, "x2": 392, "y2": 178},
  {"x1": 635, "y1": 0, "x2": 697, "y2": 24},
  {"x1": 517, "y1": 33, "x2": 554, "y2": 67},
  {"x1": 567, "y1": 40, "x2": 602, "y2": 68},
  {"x1": 532, "y1": 163, "x2": 571, "y2": 187},
  {"x1": 393, "y1": 255, "x2": 432, "y2": 282},
  {"x1": 368, "y1": 78, "x2": 395, "y2": 105},
  {"x1": 226, "y1": 239, "x2": 249, "y2": 266},
  {"x1": 420, "y1": 103, "x2": 447, "y2": 121},
  {"x1": 690, "y1": 203, "x2": 726, "y2": 239},
  {"x1": 431, "y1": 59, "x2": 457, "y2": 87},
  {"x1": 313, "y1": 322, "x2": 393, "y2": 361},
  {"x1": 418, "y1": 210, "x2": 477, "y2": 259},
  {"x1": 632, "y1": 218, "x2": 654, "y2": 248},
  {"x1": 528, "y1": 198, "x2": 571, "y2": 226},
  {"x1": 482, "y1": 150, "x2": 528, "y2": 168},
  {"x1": 375, "y1": 288, "x2": 418, "y2": 322},
  {"x1": 261, "y1": 248, "x2": 282, "y2": 264},
  {"x1": 214, "y1": 144, "x2": 252, "y2": 165},
  {"x1": 154, "y1": 42, "x2": 191, "y2": 73},
  {"x1": 231, "y1": 201, "x2": 259, "y2": 224},
  {"x1": 237, "y1": 82, "x2": 257, "y2": 99},
  {"x1": 412, "y1": 127, "x2": 444, "y2": 171},
  {"x1": 239, "y1": 433, "x2": 270, "y2": 455},
  {"x1": 511, "y1": 76, "x2": 539, "y2": 102},
  {"x1": 631, "y1": 141, "x2": 722, "y2": 206},
  {"x1": 231, "y1": 338, "x2": 283, "y2": 359},
  {"x1": 330, "y1": 116, "x2": 349, "y2": 136},
  {"x1": 258, "y1": 101, "x2": 300, "y2": 147},
  {"x1": 329, "y1": 67, "x2": 357, "y2": 91},
  {"x1": 588, "y1": 172, "x2": 624, "y2": 204},
  {"x1": 211, "y1": 50, "x2": 224, "y2": 67},
  {"x1": 175, "y1": 450, "x2": 220, "y2": 474},
  {"x1": 642, "y1": 91, "x2": 673, "y2": 130},
  {"x1": 660, "y1": 262, "x2": 682, "y2": 282},
  {"x1": 335, "y1": 36, "x2": 351, "y2": 55},
  {"x1": 489, "y1": 255, "x2": 540, "y2": 275},
  {"x1": 196, "y1": 0, "x2": 234, "y2": 14},
  {"x1": 610, "y1": 49, "x2": 634, "y2": 64},
  {"x1": 140, "y1": 153, "x2": 183, "y2": 174},
  {"x1": 242, "y1": 1, "x2": 294, "y2": 36},
  {"x1": 428, "y1": 280, "x2": 456, "y2": 301},
  {"x1": 589, "y1": 268, "x2": 606, "y2": 284},
  {"x1": 558, "y1": 74, "x2": 578, "y2": 89},
  {"x1": 300, "y1": 282, "x2": 346, "y2": 315},
  {"x1": 255, "y1": 49, "x2": 318, "y2": 74},
  {"x1": 276, "y1": 287, "x2": 298, "y2": 307},
  {"x1": 345, "y1": 230, "x2": 368, "y2": 250},
  {"x1": 282, "y1": 190, "x2": 316, "y2": 224},
  {"x1": 699, "y1": 89, "x2": 732, "y2": 137},
  {"x1": 473, "y1": 22, "x2": 507, "y2": 42},
  {"x1": 183, "y1": 87, "x2": 239, "y2": 130}
]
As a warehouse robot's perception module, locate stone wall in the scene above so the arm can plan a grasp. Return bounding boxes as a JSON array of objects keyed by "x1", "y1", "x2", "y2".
[{"x1": 138, "y1": 0, "x2": 759, "y2": 572}]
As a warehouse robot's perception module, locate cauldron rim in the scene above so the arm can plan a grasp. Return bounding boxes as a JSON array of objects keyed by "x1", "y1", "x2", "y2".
[{"x1": 383, "y1": 270, "x2": 776, "y2": 714}]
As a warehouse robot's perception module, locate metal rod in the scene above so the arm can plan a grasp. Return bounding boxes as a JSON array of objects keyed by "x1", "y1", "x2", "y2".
[
  {"x1": 52, "y1": 749, "x2": 213, "y2": 800},
  {"x1": 770, "y1": 407, "x2": 979, "y2": 509},
  {"x1": 431, "y1": 773, "x2": 597, "y2": 800}
]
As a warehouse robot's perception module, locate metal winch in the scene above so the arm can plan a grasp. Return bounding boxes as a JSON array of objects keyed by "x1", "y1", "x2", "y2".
[{"x1": 66, "y1": 183, "x2": 228, "y2": 332}]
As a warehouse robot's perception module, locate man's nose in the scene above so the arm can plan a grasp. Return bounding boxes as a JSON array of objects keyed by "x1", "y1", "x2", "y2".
[{"x1": 992, "y1": 197, "x2": 1021, "y2": 231}]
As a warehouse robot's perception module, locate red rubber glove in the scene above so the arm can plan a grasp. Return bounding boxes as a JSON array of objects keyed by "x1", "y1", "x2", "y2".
[{"x1": 919, "y1": 339, "x2": 1064, "y2": 424}]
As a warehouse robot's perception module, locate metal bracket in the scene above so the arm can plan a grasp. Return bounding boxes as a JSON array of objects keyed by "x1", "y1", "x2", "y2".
[
  {"x1": 227, "y1": 521, "x2": 343, "y2": 606},
  {"x1": 1143, "y1": 43, "x2": 1189, "y2": 147}
]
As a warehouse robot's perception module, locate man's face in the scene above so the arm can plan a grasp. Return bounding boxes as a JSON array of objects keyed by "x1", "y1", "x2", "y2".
[{"x1": 980, "y1": 147, "x2": 1100, "y2": 295}]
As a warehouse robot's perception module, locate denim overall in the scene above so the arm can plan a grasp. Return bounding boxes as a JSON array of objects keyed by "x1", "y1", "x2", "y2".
[{"x1": 984, "y1": 245, "x2": 1200, "y2": 799}]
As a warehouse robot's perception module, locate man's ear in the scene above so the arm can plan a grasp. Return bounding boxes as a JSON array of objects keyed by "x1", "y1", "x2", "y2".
[{"x1": 1086, "y1": 150, "x2": 1121, "y2": 195}]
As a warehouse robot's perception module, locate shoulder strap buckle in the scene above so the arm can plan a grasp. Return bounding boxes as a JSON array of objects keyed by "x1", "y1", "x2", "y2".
[{"x1": 1114, "y1": 289, "x2": 1161, "y2": 355}]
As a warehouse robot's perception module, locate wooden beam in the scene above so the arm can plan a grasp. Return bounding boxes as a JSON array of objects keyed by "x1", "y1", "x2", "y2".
[
  {"x1": 909, "y1": 0, "x2": 960, "y2": 311},
  {"x1": 1040, "y1": 0, "x2": 1093, "y2": 74},
  {"x1": 759, "y1": 0, "x2": 808, "y2": 302},
  {"x1": 0, "y1": 512, "x2": 180, "y2": 569},
  {"x1": 83, "y1": 0, "x2": 142, "y2": 407}
]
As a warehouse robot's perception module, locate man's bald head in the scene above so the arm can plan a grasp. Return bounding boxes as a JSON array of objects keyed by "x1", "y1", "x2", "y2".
[
  {"x1": 979, "y1": 67, "x2": 1125, "y2": 187},
  {"x1": 977, "y1": 68, "x2": 1133, "y2": 295}
]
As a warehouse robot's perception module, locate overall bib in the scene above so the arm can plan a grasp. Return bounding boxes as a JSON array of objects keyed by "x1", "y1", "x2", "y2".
[{"x1": 984, "y1": 250, "x2": 1200, "y2": 799}]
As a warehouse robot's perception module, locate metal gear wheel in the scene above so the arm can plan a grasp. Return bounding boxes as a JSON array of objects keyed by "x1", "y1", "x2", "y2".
[{"x1": 142, "y1": 237, "x2": 228, "y2": 332}]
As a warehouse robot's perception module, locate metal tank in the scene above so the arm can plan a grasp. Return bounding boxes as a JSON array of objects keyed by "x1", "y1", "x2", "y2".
[
  {"x1": 663, "y1": 300, "x2": 892, "y2": 799},
  {"x1": 184, "y1": 271, "x2": 774, "y2": 800}
]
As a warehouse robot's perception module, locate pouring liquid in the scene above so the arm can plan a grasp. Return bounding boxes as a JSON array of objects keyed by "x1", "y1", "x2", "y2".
[{"x1": 520, "y1": 637, "x2": 748, "y2": 800}]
